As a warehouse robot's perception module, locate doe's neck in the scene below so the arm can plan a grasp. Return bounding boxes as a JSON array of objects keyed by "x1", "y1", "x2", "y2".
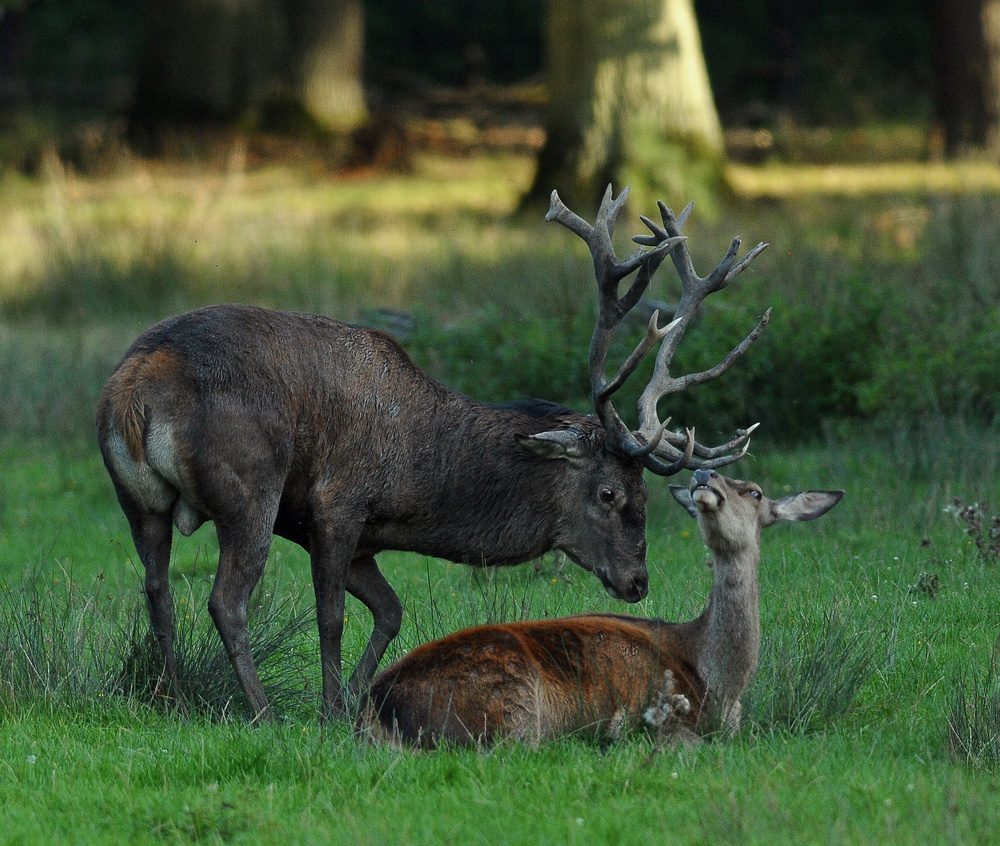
[{"x1": 695, "y1": 545, "x2": 762, "y2": 726}]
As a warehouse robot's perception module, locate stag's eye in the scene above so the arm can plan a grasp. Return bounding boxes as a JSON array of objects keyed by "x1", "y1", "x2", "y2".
[{"x1": 599, "y1": 486, "x2": 617, "y2": 506}]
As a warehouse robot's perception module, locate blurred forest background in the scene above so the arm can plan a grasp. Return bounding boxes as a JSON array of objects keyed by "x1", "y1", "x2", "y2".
[
  {"x1": 0, "y1": 0, "x2": 970, "y2": 177},
  {"x1": 2, "y1": 0, "x2": 1000, "y2": 447}
]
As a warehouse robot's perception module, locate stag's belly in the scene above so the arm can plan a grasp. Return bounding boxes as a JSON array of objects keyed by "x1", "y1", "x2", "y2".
[{"x1": 354, "y1": 518, "x2": 550, "y2": 568}]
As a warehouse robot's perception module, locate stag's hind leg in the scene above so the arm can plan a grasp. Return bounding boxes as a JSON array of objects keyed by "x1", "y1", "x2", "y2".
[
  {"x1": 124, "y1": 507, "x2": 184, "y2": 708},
  {"x1": 305, "y1": 511, "x2": 372, "y2": 723},
  {"x1": 209, "y1": 498, "x2": 281, "y2": 723}
]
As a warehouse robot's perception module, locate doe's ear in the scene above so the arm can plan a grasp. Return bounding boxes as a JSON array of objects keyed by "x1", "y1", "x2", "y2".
[
  {"x1": 516, "y1": 430, "x2": 587, "y2": 461},
  {"x1": 670, "y1": 485, "x2": 699, "y2": 519},
  {"x1": 771, "y1": 489, "x2": 845, "y2": 522}
]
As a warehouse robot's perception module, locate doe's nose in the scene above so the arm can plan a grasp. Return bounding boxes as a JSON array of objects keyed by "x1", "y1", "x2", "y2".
[{"x1": 693, "y1": 468, "x2": 715, "y2": 485}]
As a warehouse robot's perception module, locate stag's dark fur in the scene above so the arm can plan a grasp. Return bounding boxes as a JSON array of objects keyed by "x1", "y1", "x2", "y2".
[{"x1": 97, "y1": 304, "x2": 650, "y2": 720}]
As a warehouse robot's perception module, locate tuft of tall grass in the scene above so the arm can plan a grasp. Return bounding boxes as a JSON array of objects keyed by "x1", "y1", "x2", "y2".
[
  {"x1": 0, "y1": 568, "x2": 318, "y2": 721},
  {"x1": 745, "y1": 605, "x2": 879, "y2": 735},
  {"x1": 947, "y1": 660, "x2": 1000, "y2": 772},
  {"x1": 116, "y1": 576, "x2": 319, "y2": 722},
  {"x1": 0, "y1": 567, "x2": 122, "y2": 714}
]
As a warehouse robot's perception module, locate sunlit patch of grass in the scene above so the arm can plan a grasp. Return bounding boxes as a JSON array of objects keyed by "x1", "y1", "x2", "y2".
[
  {"x1": 0, "y1": 151, "x2": 544, "y2": 320},
  {"x1": 727, "y1": 161, "x2": 1000, "y2": 198},
  {"x1": 0, "y1": 152, "x2": 533, "y2": 286}
]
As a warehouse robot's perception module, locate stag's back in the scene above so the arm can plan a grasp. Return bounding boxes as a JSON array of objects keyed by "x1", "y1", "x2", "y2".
[
  {"x1": 99, "y1": 305, "x2": 439, "y2": 454},
  {"x1": 96, "y1": 305, "x2": 445, "y2": 522}
]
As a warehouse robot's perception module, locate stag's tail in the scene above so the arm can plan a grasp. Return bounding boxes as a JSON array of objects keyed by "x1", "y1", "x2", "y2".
[
  {"x1": 97, "y1": 348, "x2": 202, "y2": 533},
  {"x1": 98, "y1": 348, "x2": 186, "y2": 463}
]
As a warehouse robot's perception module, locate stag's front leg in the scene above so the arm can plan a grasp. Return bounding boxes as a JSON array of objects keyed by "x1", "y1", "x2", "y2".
[
  {"x1": 345, "y1": 555, "x2": 404, "y2": 704},
  {"x1": 308, "y1": 518, "x2": 363, "y2": 722}
]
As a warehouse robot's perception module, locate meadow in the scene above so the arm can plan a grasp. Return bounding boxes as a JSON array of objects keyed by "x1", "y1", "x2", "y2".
[{"x1": 1, "y1": 145, "x2": 1000, "y2": 844}]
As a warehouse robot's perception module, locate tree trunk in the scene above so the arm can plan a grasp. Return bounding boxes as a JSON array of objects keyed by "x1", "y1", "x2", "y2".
[
  {"x1": 284, "y1": 0, "x2": 368, "y2": 133},
  {"x1": 523, "y1": 0, "x2": 724, "y2": 212},
  {"x1": 129, "y1": 0, "x2": 366, "y2": 137},
  {"x1": 934, "y1": 0, "x2": 1000, "y2": 158}
]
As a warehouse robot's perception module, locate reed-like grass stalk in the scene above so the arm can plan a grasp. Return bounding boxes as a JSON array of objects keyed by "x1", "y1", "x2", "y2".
[{"x1": 948, "y1": 660, "x2": 1000, "y2": 772}]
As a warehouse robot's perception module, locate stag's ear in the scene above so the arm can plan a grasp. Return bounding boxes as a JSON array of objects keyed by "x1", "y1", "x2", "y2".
[
  {"x1": 516, "y1": 430, "x2": 587, "y2": 461},
  {"x1": 670, "y1": 485, "x2": 699, "y2": 519},
  {"x1": 771, "y1": 489, "x2": 845, "y2": 523}
]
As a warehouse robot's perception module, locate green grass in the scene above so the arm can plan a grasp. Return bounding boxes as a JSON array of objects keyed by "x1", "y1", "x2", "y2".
[
  {"x1": 3, "y1": 151, "x2": 1000, "y2": 842},
  {"x1": 2, "y1": 431, "x2": 1000, "y2": 844}
]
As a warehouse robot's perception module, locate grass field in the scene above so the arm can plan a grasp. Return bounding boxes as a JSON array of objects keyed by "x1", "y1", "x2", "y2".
[{"x1": 1, "y1": 149, "x2": 1000, "y2": 844}]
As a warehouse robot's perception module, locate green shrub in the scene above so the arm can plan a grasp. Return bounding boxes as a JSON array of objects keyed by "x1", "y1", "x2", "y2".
[
  {"x1": 857, "y1": 197, "x2": 1000, "y2": 425},
  {"x1": 405, "y1": 305, "x2": 593, "y2": 410}
]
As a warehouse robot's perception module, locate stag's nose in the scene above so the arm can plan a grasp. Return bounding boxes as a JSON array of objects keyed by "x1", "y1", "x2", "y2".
[{"x1": 626, "y1": 571, "x2": 649, "y2": 602}]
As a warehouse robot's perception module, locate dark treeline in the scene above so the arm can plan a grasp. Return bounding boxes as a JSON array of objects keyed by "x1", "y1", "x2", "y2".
[{"x1": 0, "y1": 0, "x2": 932, "y2": 126}]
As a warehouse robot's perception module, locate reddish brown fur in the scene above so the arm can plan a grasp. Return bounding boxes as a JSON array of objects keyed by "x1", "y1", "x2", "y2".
[
  {"x1": 100, "y1": 348, "x2": 187, "y2": 462},
  {"x1": 356, "y1": 614, "x2": 706, "y2": 748}
]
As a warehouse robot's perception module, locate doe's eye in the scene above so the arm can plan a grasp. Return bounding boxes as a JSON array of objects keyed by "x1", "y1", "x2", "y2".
[{"x1": 748, "y1": 490, "x2": 763, "y2": 500}]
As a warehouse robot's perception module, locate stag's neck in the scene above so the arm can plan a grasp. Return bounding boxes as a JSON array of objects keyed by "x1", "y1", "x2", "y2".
[
  {"x1": 370, "y1": 395, "x2": 594, "y2": 566},
  {"x1": 692, "y1": 546, "x2": 761, "y2": 728}
]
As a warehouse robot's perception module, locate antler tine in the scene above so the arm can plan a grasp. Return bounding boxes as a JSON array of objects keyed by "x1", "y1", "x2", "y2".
[
  {"x1": 657, "y1": 422, "x2": 759, "y2": 461},
  {"x1": 688, "y1": 435, "x2": 754, "y2": 470},
  {"x1": 724, "y1": 241, "x2": 769, "y2": 286},
  {"x1": 675, "y1": 201, "x2": 695, "y2": 229},
  {"x1": 595, "y1": 183, "x2": 629, "y2": 242},
  {"x1": 548, "y1": 186, "x2": 767, "y2": 476},
  {"x1": 546, "y1": 189, "x2": 594, "y2": 239},
  {"x1": 597, "y1": 313, "x2": 679, "y2": 402},
  {"x1": 642, "y1": 428, "x2": 696, "y2": 476},
  {"x1": 641, "y1": 307, "x2": 771, "y2": 420},
  {"x1": 630, "y1": 201, "x2": 769, "y2": 476}
]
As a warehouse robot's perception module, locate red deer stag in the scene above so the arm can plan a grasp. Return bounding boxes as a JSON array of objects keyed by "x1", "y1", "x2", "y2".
[
  {"x1": 355, "y1": 469, "x2": 844, "y2": 748},
  {"x1": 96, "y1": 186, "x2": 768, "y2": 722}
]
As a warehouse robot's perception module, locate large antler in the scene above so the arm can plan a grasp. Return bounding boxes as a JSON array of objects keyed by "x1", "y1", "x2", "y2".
[{"x1": 546, "y1": 185, "x2": 770, "y2": 476}]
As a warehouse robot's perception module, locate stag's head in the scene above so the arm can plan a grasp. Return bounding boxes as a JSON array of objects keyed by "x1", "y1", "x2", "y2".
[
  {"x1": 519, "y1": 419, "x2": 649, "y2": 602},
  {"x1": 535, "y1": 185, "x2": 772, "y2": 602}
]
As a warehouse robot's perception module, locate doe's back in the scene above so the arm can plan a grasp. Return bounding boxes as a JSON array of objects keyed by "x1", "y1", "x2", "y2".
[{"x1": 357, "y1": 614, "x2": 700, "y2": 749}]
